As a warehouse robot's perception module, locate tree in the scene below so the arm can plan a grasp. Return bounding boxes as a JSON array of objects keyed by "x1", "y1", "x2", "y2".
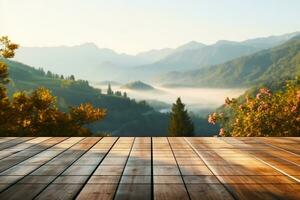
[
  {"x1": 168, "y1": 97, "x2": 194, "y2": 136},
  {"x1": 115, "y1": 91, "x2": 122, "y2": 97},
  {"x1": 0, "y1": 36, "x2": 107, "y2": 136},
  {"x1": 37, "y1": 67, "x2": 45, "y2": 76},
  {"x1": 46, "y1": 71, "x2": 52, "y2": 77},
  {"x1": 60, "y1": 75, "x2": 64, "y2": 79},
  {"x1": 107, "y1": 83, "x2": 113, "y2": 95},
  {"x1": 208, "y1": 78, "x2": 300, "y2": 136},
  {"x1": 123, "y1": 92, "x2": 127, "y2": 98},
  {"x1": 70, "y1": 75, "x2": 75, "y2": 81},
  {"x1": 0, "y1": 36, "x2": 18, "y2": 133}
]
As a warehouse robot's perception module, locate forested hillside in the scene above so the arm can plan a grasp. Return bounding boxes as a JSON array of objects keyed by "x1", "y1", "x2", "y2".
[
  {"x1": 121, "y1": 81, "x2": 155, "y2": 91},
  {"x1": 158, "y1": 36, "x2": 300, "y2": 87},
  {"x1": 2, "y1": 59, "x2": 218, "y2": 136}
]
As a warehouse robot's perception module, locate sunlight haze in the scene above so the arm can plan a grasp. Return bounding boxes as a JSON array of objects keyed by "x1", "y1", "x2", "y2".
[{"x1": 1, "y1": 0, "x2": 300, "y2": 54}]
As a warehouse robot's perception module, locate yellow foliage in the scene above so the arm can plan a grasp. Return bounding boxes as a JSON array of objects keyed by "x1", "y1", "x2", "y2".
[{"x1": 0, "y1": 36, "x2": 107, "y2": 136}]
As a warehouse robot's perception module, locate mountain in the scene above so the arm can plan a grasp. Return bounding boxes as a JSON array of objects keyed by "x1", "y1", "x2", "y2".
[
  {"x1": 175, "y1": 41, "x2": 206, "y2": 51},
  {"x1": 2, "y1": 59, "x2": 218, "y2": 136},
  {"x1": 121, "y1": 81, "x2": 155, "y2": 91},
  {"x1": 13, "y1": 43, "x2": 172, "y2": 82},
  {"x1": 157, "y1": 35, "x2": 300, "y2": 88},
  {"x1": 135, "y1": 48, "x2": 174, "y2": 63},
  {"x1": 13, "y1": 32, "x2": 299, "y2": 83},
  {"x1": 133, "y1": 32, "x2": 300, "y2": 80},
  {"x1": 242, "y1": 32, "x2": 300, "y2": 48}
]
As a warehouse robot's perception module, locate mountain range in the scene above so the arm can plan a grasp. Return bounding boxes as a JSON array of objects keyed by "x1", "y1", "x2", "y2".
[
  {"x1": 157, "y1": 35, "x2": 300, "y2": 87},
  {"x1": 14, "y1": 32, "x2": 299, "y2": 83}
]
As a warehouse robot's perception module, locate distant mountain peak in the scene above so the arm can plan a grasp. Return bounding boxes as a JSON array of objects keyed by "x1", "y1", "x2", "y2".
[
  {"x1": 215, "y1": 40, "x2": 237, "y2": 45},
  {"x1": 177, "y1": 41, "x2": 206, "y2": 51}
]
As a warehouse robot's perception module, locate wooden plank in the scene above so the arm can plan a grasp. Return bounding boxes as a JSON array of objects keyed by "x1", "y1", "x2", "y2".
[
  {"x1": 186, "y1": 184, "x2": 234, "y2": 200},
  {"x1": 113, "y1": 137, "x2": 152, "y2": 200},
  {"x1": 0, "y1": 137, "x2": 50, "y2": 159},
  {"x1": 33, "y1": 138, "x2": 102, "y2": 199},
  {"x1": 154, "y1": 184, "x2": 189, "y2": 200},
  {"x1": 152, "y1": 137, "x2": 191, "y2": 199},
  {"x1": 154, "y1": 176, "x2": 183, "y2": 184},
  {"x1": 120, "y1": 175, "x2": 151, "y2": 184},
  {"x1": 35, "y1": 184, "x2": 84, "y2": 200},
  {"x1": 115, "y1": 184, "x2": 151, "y2": 200},
  {"x1": 77, "y1": 137, "x2": 132, "y2": 199},
  {"x1": 0, "y1": 183, "x2": 49, "y2": 200},
  {"x1": 0, "y1": 137, "x2": 299, "y2": 199},
  {"x1": 226, "y1": 183, "x2": 300, "y2": 200},
  {"x1": 0, "y1": 137, "x2": 84, "y2": 196},
  {"x1": 215, "y1": 137, "x2": 300, "y2": 199},
  {"x1": 0, "y1": 137, "x2": 67, "y2": 173},
  {"x1": 0, "y1": 137, "x2": 35, "y2": 151},
  {"x1": 0, "y1": 137, "x2": 17, "y2": 144},
  {"x1": 76, "y1": 184, "x2": 118, "y2": 200}
]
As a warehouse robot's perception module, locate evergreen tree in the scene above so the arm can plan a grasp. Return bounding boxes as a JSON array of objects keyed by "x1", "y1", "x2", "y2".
[
  {"x1": 107, "y1": 83, "x2": 113, "y2": 95},
  {"x1": 46, "y1": 71, "x2": 52, "y2": 77},
  {"x1": 168, "y1": 97, "x2": 194, "y2": 136},
  {"x1": 115, "y1": 91, "x2": 122, "y2": 96},
  {"x1": 70, "y1": 75, "x2": 75, "y2": 81},
  {"x1": 123, "y1": 92, "x2": 127, "y2": 98},
  {"x1": 38, "y1": 67, "x2": 45, "y2": 76}
]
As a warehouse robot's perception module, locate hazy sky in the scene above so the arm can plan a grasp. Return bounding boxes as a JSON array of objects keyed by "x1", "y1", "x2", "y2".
[{"x1": 1, "y1": 0, "x2": 300, "y2": 54}]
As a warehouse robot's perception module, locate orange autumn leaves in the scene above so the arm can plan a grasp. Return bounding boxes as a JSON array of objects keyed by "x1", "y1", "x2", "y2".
[
  {"x1": 209, "y1": 79, "x2": 300, "y2": 137},
  {"x1": 7, "y1": 88, "x2": 106, "y2": 136},
  {"x1": 0, "y1": 36, "x2": 106, "y2": 136}
]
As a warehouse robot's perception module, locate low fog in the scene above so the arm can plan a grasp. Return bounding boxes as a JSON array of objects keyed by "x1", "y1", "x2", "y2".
[{"x1": 93, "y1": 83, "x2": 246, "y2": 115}]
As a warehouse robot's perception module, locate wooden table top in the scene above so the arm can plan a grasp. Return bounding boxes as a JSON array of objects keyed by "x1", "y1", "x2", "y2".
[{"x1": 0, "y1": 137, "x2": 299, "y2": 200}]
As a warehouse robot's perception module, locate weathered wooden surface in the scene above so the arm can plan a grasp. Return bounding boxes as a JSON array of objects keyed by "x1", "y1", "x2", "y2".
[{"x1": 0, "y1": 137, "x2": 299, "y2": 200}]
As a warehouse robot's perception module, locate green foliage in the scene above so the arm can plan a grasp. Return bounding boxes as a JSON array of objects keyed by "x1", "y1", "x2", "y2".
[
  {"x1": 122, "y1": 81, "x2": 155, "y2": 91},
  {"x1": 0, "y1": 58, "x2": 170, "y2": 135},
  {"x1": 2, "y1": 87, "x2": 106, "y2": 136},
  {"x1": 161, "y1": 36, "x2": 300, "y2": 88},
  {"x1": 0, "y1": 37, "x2": 106, "y2": 136},
  {"x1": 107, "y1": 83, "x2": 113, "y2": 95},
  {"x1": 168, "y1": 98, "x2": 194, "y2": 136},
  {"x1": 209, "y1": 78, "x2": 300, "y2": 136},
  {"x1": 0, "y1": 38, "x2": 218, "y2": 136}
]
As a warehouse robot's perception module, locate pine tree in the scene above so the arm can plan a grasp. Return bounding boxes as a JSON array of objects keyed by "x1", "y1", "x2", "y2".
[
  {"x1": 46, "y1": 71, "x2": 52, "y2": 78},
  {"x1": 70, "y1": 75, "x2": 75, "y2": 81},
  {"x1": 107, "y1": 83, "x2": 113, "y2": 95},
  {"x1": 168, "y1": 97, "x2": 194, "y2": 136},
  {"x1": 115, "y1": 91, "x2": 122, "y2": 96}
]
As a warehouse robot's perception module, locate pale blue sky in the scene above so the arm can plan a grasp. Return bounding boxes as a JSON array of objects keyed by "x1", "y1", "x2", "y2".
[{"x1": 1, "y1": 0, "x2": 300, "y2": 54}]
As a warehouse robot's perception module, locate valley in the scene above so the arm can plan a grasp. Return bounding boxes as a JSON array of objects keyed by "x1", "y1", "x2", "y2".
[
  {"x1": 3, "y1": 31, "x2": 300, "y2": 137},
  {"x1": 93, "y1": 82, "x2": 245, "y2": 115}
]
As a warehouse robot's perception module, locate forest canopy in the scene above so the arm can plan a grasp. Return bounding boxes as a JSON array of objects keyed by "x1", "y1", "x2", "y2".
[{"x1": 0, "y1": 36, "x2": 106, "y2": 136}]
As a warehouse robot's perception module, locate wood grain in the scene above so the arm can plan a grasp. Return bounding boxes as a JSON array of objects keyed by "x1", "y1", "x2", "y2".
[{"x1": 0, "y1": 137, "x2": 298, "y2": 200}]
